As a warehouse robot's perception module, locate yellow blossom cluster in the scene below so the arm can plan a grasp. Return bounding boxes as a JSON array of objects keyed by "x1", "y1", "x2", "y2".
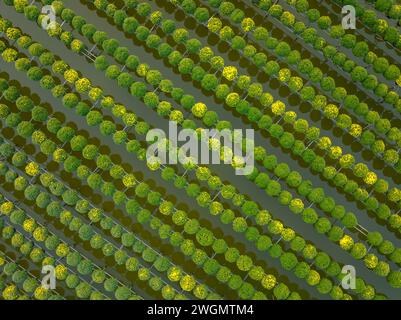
[
  {"x1": 64, "y1": 69, "x2": 79, "y2": 83},
  {"x1": 261, "y1": 274, "x2": 277, "y2": 290},
  {"x1": 339, "y1": 235, "x2": 354, "y2": 251},
  {"x1": 222, "y1": 66, "x2": 238, "y2": 81}
]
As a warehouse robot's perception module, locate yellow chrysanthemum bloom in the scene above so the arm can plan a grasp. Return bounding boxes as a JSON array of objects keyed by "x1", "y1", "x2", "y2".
[
  {"x1": 47, "y1": 22, "x2": 62, "y2": 37},
  {"x1": 271, "y1": 220, "x2": 284, "y2": 234},
  {"x1": 281, "y1": 11, "x2": 295, "y2": 26},
  {"x1": 261, "y1": 274, "x2": 276, "y2": 290},
  {"x1": 112, "y1": 105, "x2": 126, "y2": 119},
  {"x1": 33, "y1": 227, "x2": 47, "y2": 242},
  {"x1": 25, "y1": 162, "x2": 40, "y2": 177},
  {"x1": 191, "y1": 103, "x2": 207, "y2": 118},
  {"x1": 122, "y1": 174, "x2": 136, "y2": 188},
  {"x1": 169, "y1": 110, "x2": 183, "y2": 123},
  {"x1": 136, "y1": 63, "x2": 149, "y2": 78},
  {"x1": 193, "y1": 285, "x2": 207, "y2": 299},
  {"x1": 241, "y1": 17, "x2": 255, "y2": 32},
  {"x1": 123, "y1": 113, "x2": 136, "y2": 126},
  {"x1": 167, "y1": 266, "x2": 182, "y2": 282},
  {"x1": 2, "y1": 48, "x2": 18, "y2": 63},
  {"x1": 349, "y1": 124, "x2": 362, "y2": 138},
  {"x1": 339, "y1": 235, "x2": 354, "y2": 251},
  {"x1": 339, "y1": 154, "x2": 354, "y2": 168},
  {"x1": 70, "y1": 39, "x2": 84, "y2": 53},
  {"x1": 23, "y1": 218, "x2": 36, "y2": 233},
  {"x1": 222, "y1": 66, "x2": 238, "y2": 81},
  {"x1": 89, "y1": 87, "x2": 103, "y2": 101},
  {"x1": 207, "y1": 17, "x2": 222, "y2": 33},
  {"x1": 180, "y1": 275, "x2": 196, "y2": 292},
  {"x1": 0, "y1": 201, "x2": 14, "y2": 215},
  {"x1": 55, "y1": 243, "x2": 70, "y2": 258},
  {"x1": 42, "y1": 257, "x2": 54, "y2": 267},
  {"x1": 101, "y1": 96, "x2": 114, "y2": 109},
  {"x1": 260, "y1": 92, "x2": 274, "y2": 107},
  {"x1": 161, "y1": 285, "x2": 175, "y2": 299},
  {"x1": 284, "y1": 111, "x2": 297, "y2": 124},
  {"x1": 2, "y1": 285, "x2": 18, "y2": 300},
  {"x1": 318, "y1": 137, "x2": 332, "y2": 150},
  {"x1": 34, "y1": 286, "x2": 49, "y2": 300},
  {"x1": 32, "y1": 130, "x2": 46, "y2": 144},
  {"x1": 6, "y1": 27, "x2": 20, "y2": 40},
  {"x1": 53, "y1": 149, "x2": 67, "y2": 163},
  {"x1": 64, "y1": 69, "x2": 79, "y2": 83},
  {"x1": 13, "y1": 0, "x2": 28, "y2": 13},
  {"x1": 362, "y1": 286, "x2": 375, "y2": 300},
  {"x1": 364, "y1": 254, "x2": 378, "y2": 269},
  {"x1": 364, "y1": 171, "x2": 377, "y2": 185},
  {"x1": 271, "y1": 101, "x2": 286, "y2": 116},
  {"x1": 55, "y1": 264, "x2": 68, "y2": 280},
  {"x1": 281, "y1": 228, "x2": 296, "y2": 241},
  {"x1": 278, "y1": 68, "x2": 291, "y2": 82},
  {"x1": 209, "y1": 201, "x2": 224, "y2": 216},
  {"x1": 306, "y1": 270, "x2": 321, "y2": 286},
  {"x1": 159, "y1": 201, "x2": 173, "y2": 215},
  {"x1": 324, "y1": 104, "x2": 339, "y2": 120},
  {"x1": 375, "y1": 19, "x2": 388, "y2": 34},
  {"x1": 329, "y1": 146, "x2": 342, "y2": 159},
  {"x1": 137, "y1": 267, "x2": 150, "y2": 281},
  {"x1": 147, "y1": 156, "x2": 161, "y2": 171}
]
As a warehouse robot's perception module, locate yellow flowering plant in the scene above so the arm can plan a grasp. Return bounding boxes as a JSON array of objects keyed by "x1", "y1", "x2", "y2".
[
  {"x1": 0, "y1": 201, "x2": 14, "y2": 215},
  {"x1": 112, "y1": 104, "x2": 126, "y2": 118},
  {"x1": 191, "y1": 102, "x2": 207, "y2": 118},
  {"x1": 364, "y1": 171, "x2": 377, "y2": 185},
  {"x1": 2, "y1": 48, "x2": 18, "y2": 63},
  {"x1": 70, "y1": 39, "x2": 84, "y2": 53},
  {"x1": 349, "y1": 124, "x2": 362, "y2": 138},
  {"x1": 33, "y1": 226, "x2": 47, "y2": 242},
  {"x1": 306, "y1": 270, "x2": 320, "y2": 286},
  {"x1": 146, "y1": 156, "x2": 161, "y2": 171},
  {"x1": 278, "y1": 68, "x2": 291, "y2": 82},
  {"x1": 329, "y1": 146, "x2": 342, "y2": 159},
  {"x1": 136, "y1": 63, "x2": 149, "y2": 77},
  {"x1": 339, "y1": 235, "x2": 354, "y2": 251},
  {"x1": 122, "y1": 174, "x2": 136, "y2": 188},
  {"x1": 64, "y1": 69, "x2": 79, "y2": 83},
  {"x1": 55, "y1": 243, "x2": 70, "y2": 258},
  {"x1": 241, "y1": 18, "x2": 255, "y2": 32},
  {"x1": 34, "y1": 286, "x2": 49, "y2": 300},
  {"x1": 261, "y1": 274, "x2": 276, "y2": 290},
  {"x1": 222, "y1": 66, "x2": 238, "y2": 81},
  {"x1": 207, "y1": 17, "x2": 223, "y2": 33},
  {"x1": 22, "y1": 218, "x2": 37, "y2": 233},
  {"x1": 179, "y1": 275, "x2": 196, "y2": 292},
  {"x1": 25, "y1": 161, "x2": 40, "y2": 177},
  {"x1": 167, "y1": 266, "x2": 182, "y2": 282},
  {"x1": 364, "y1": 254, "x2": 379, "y2": 269},
  {"x1": 55, "y1": 264, "x2": 68, "y2": 280},
  {"x1": 271, "y1": 101, "x2": 286, "y2": 116}
]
